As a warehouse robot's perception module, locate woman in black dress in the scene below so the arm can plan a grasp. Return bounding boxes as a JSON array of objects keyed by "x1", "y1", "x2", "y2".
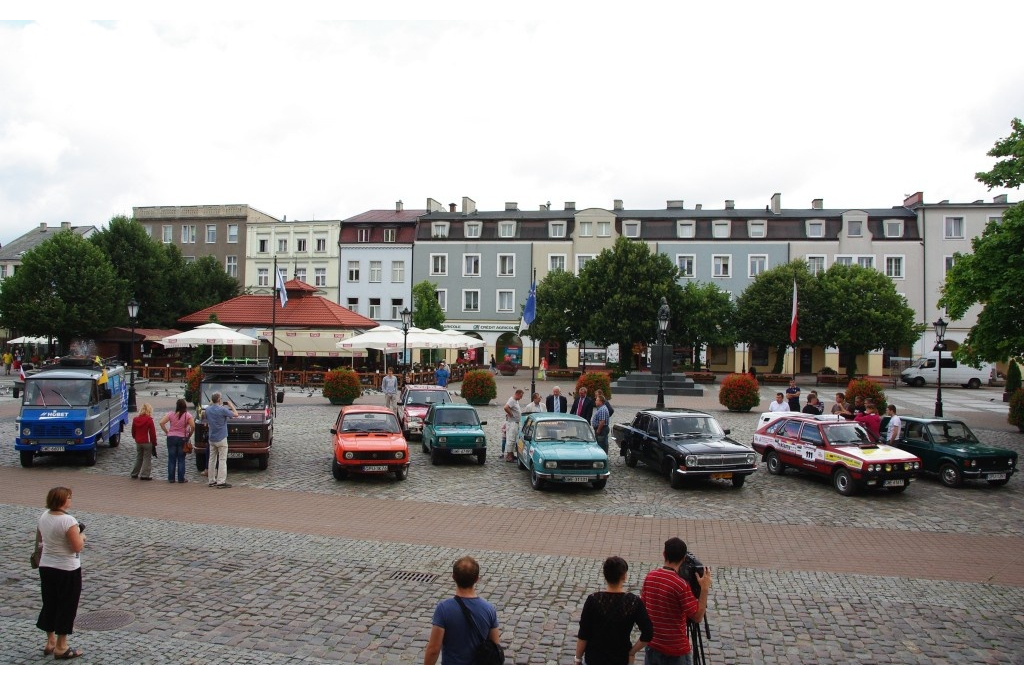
[{"x1": 575, "y1": 556, "x2": 653, "y2": 665}]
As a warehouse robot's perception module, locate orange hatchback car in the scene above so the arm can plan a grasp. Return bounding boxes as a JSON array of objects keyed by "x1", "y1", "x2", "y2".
[{"x1": 331, "y1": 404, "x2": 410, "y2": 481}]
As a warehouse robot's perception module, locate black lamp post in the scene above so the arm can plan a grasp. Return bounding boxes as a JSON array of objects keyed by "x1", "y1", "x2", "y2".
[
  {"x1": 933, "y1": 317, "x2": 947, "y2": 418},
  {"x1": 400, "y1": 307, "x2": 412, "y2": 377},
  {"x1": 655, "y1": 300, "x2": 671, "y2": 410},
  {"x1": 127, "y1": 297, "x2": 139, "y2": 413}
]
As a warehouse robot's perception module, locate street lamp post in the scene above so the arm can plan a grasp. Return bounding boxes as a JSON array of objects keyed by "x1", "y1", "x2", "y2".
[
  {"x1": 400, "y1": 307, "x2": 412, "y2": 379},
  {"x1": 655, "y1": 298, "x2": 671, "y2": 410},
  {"x1": 127, "y1": 297, "x2": 139, "y2": 413},
  {"x1": 933, "y1": 317, "x2": 947, "y2": 418}
]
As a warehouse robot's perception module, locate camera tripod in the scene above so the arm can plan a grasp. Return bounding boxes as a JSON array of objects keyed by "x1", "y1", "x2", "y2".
[{"x1": 688, "y1": 615, "x2": 711, "y2": 664}]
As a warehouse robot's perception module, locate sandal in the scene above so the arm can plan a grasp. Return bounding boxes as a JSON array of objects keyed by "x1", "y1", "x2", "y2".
[
  {"x1": 54, "y1": 647, "x2": 83, "y2": 660},
  {"x1": 43, "y1": 646, "x2": 55, "y2": 656}
]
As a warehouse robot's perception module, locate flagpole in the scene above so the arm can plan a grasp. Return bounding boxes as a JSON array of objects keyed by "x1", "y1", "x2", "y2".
[
  {"x1": 272, "y1": 256, "x2": 277, "y2": 369},
  {"x1": 530, "y1": 268, "x2": 537, "y2": 398}
]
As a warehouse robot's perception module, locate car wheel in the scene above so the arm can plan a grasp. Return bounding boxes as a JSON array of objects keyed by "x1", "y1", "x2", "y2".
[
  {"x1": 332, "y1": 460, "x2": 348, "y2": 480},
  {"x1": 833, "y1": 467, "x2": 859, "y2": 496},
  {"x1": 257, "y1": 454, "x2": 268, "y2": 471},
  {"x1": 622, "y1": 447, "x2": 638, "y2": 468},
  {"x1": 430, "y1": 446, "x2": 443, "y2": 466},
  {"x1": 732, "y1": 474, "x2": 746, "y2": 488},
  {"x1": 530, "y1": 463, "x2": 544, "y2": 490},
  {"x1": 669, "y1": 462, "x2": 686, "y2": 489},
  {"x1": 20, "y1": 451, "x2": 35, "y2": 468},
  {"x1": 988, "y1": 478, "x2": 1009, "y2": 488},
  {"x1": 940, "y1": 463, "x2": 963, "y2": 488},
  {"x1": 476, "y1": 452, "x2": 486, "y2": 466},
  {"x1": 766, "y1": 450, "x2": 785, "y2": 475},
  {"x1": 912, "y1": 377, "x2": 926, "y2": 387},
  {"x1": 592, "y1": 479, "x2": 607, "y2": 490},
  {"x1": 82, "y1": 448, "x2": 97, "y2": 466},
  {"x1": 967, "y1": 378, "x2": 982, "y2": 389},
  {"x1": 109, "y1": 431, "x2": 121, "y2": 448},
  {"x1": 395, "y1": 464, "x2": 409, "y2": 481},
  {"x1": 421, "y1": 439, "x2": 430, "y2": 454}
]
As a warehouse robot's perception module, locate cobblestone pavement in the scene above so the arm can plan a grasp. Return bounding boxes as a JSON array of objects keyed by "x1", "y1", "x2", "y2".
[{"x1": 1, "y1": 377, "x2": 1022, "y2": 665}]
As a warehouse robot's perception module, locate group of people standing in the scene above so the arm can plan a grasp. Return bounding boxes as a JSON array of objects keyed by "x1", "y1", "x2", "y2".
[
  {"x1": 3, "y1": 348, "x2": 23, "y2": 375},
  {"x1": 768, "y1": 381, "x2": 901, "y2": 444},
  {"x1": 502, "y1": 385, "x2": 616, "y2": 462}
]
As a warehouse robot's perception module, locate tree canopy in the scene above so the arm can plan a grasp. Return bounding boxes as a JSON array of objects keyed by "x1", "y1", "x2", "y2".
[
  {"x1": 674, "y1": 281, "x2": 736, "y2": 366},
  {"x1": 89, "y1": 215, "x2": 172, "y2": 327},
  {"x1": 411, "y1": 280, "x2": 445, "y2": 330},
  {"x1": 975, "y1": 117, "x2": 1024, "y2": 191},
  {"x1": 735, "y1": 261, "x2": 815, "y2": 372}
]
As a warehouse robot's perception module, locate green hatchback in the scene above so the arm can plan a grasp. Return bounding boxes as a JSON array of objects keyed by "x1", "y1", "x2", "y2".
[
  {"x1": 421, "y1": 403, "x2": 488, "y2": 465},
  {"x1": 894, "y1": 417, "x2": 1017, "y2": 488}
]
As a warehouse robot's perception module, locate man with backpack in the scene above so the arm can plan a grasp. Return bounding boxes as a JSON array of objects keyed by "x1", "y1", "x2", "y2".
[{"x1": 425, "y1": 556, "x2": 502, "y2": 665}]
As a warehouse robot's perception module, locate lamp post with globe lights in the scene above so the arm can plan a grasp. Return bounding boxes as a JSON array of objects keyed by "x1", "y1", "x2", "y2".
[
  {"x1": 128, "y1": 297, "x2": 139, "y2": 413},
  {"x1": 933, "y1": 317, "x2": 947, "y2": 418}
]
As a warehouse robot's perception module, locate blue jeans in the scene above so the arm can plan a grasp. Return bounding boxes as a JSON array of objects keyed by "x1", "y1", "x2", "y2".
[
  {"x1": 167, "y1": 436, "x2": 186, "y2": 482},
  {"x1": 644, "y1": 646, "x2": 692, "y2": 665}
]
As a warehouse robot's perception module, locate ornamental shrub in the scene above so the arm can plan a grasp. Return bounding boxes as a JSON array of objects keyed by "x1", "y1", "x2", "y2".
[
  {"x1": 845, "y1": 378, "x2": 886, "y2": 410},
  {"x1": 184, "y1": 366, "x2": 202, "y2": 406},
  {"x1": 322, "y1": 367, "x2": 362, "y2": 403},
  {"x1": 497, "y1": 360, "x2": 519, "y2": 374},
  {"x1": 576, "y1": 371, "x2": 612, "y2": 400},
  {"x1": 1009, "y1": 389, "x2": 1024, "y2": 432},
  {"x1": 718, "y1": 373, "x2": 760, "y2": 412},
  {"x1": 461, "y1": 369, "x2": 497, "y2": 405},
  {"x1": 1006, "y1": 360, "x2": 1022, "y2": 395}
]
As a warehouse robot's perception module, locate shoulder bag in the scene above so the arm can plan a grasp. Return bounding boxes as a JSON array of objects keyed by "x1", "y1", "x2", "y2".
[
  {"x1": 453, "y1": 596, "x2": 505, "y2": 665},
  {"x1": 30, "y1": 530, "x2": 41, "y2": 569}
]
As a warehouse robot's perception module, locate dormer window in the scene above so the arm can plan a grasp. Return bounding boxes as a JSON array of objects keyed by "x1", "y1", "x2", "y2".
[
  {"x1": 747, "y1": 220, "x2": 766, "y2": 238},
  {"x1": 712, "y1": 220, "x2": 731, "y2": 239},
  {"x1": 465, "y1": 221, "x2": 482, "y2": 239},
  {"x1": 676, "y1": 220, "x2": 695, "y2": 238},
  {"x1": 806, "y1": 220, "x2": 825, "y2": 238},
  {"x1": 623, "y1": 221, "x2": 641, "y2": 239},
  {"x1": 884, "y1": 220, "x2": 904, "y2": 238},
  {"x1": 548, "y1": 221, "x2": 566, "y2": 238},
  {"x1": 431, "y1": 222, "x2": 449, "y2": 239},
  {"x1": 498, "y1": 221, "x2": 515, "y2": 238}
]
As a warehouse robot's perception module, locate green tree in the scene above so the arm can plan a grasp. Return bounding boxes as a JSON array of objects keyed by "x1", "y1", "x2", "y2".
[
  {"x1": 411, "y1": 280, "x2": 445, "y2": 329},
  {"x1": 575, "y1": 237, "x2": 682, "y2": 372},
  {"x1": 940, "y1": 119, "x2": 1024, "y2": 364},
  {"x1": 674, "y1": 281, "x2": 736, "y2": 367},
  {"x1": 528, "y1": 269, "x2": 580, "y2": 367},
  {"x1": 0, "y1": 230, "x2": 122, "y2": 351},
  {"x1": 174, "y1": 254, "x2": 242, "y2": 323},
  {"x1": 735, "y1": 261, "x2": 817, "y2": 373},
  {"x1": 817, "y1": 263, "x2": 925, "y2": 378},
  {"x1": 89, "y1": 215, "x2": 172, "y2": 327}
]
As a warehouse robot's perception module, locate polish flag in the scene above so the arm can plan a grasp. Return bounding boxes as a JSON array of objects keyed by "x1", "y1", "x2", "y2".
[
  {"x1": 19, "y1": 365, "x2": 26, "y2": 382},
  {"x1": 789, "y1": 280, "x2": 798, "y2": 344}
]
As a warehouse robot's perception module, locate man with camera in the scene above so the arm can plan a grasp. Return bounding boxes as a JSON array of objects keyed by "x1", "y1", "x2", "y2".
[{"x1": 640, "y1": 537, "x2": 712, "y2": 665}]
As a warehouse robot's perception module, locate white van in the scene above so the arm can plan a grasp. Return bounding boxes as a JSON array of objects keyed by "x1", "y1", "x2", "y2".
[{"x1": 900, "y1": 352, "x2": 994, "y2": 389}]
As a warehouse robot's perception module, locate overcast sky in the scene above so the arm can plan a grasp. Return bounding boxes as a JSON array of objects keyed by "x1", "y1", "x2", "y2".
[{"x1": 1, "y1": 1, "x2": 1022, "y2": 247}]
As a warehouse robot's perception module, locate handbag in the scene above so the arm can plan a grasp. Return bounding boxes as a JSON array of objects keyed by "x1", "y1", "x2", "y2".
[
  {"x1": 184, "y1": 440, "x2": 194, "y2": 454},
  {"x1": 31, "y1": 532, "x2": 41, "y2": 569},
  {"x1": 454, "y1": 596, "x2": 505, "y2": 665}
]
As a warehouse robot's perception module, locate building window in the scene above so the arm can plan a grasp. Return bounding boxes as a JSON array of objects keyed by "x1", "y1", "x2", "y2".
[
  {"x1": 807, "y1": 255, "x2": 826, "y2": 276},
  {"x1": 435, "y1": 289, "x2": 447, "y2": 312},
  {"x1": 315, "y1": 268, "x2": 326, "y2": 286},
  {"x1": 835, "y1": 256, "x2": 853, "y2": 266},
  {"x1": 369, "y1": 261, "x2": 382, "y2": 283},
  {"x1": 623, "y1": 221, "x2": 641, "y2": 239},
  {"x1": 277, "y1": 238, "x2": 288, "y2": 253},
  {"x1": 579, "y1": 221, "x2": 593, "y2": 237},
  {"x1": 391, "y1": 299, "x2": 404, "y2": 320},
  {"x1": 677, "y1": 254, "x2": 695, "y2": 278},
  {"x1": 276, "y1": 266, "x2": 287, "y2": 285},
  {"x1": 987, "y1": 214, "x2": 1003, "y2": 226},
  {"x1": 885, "y1": 256, "x2": 904, "y2": 278},
  {"x1": 944, "y1": 255, "x2": 956, "y2": 274},
  {"x1": 463, "y1": 290, "x2": 480, "y2": 312},
  {"x1": 498, "y1": 221, "x2": 515, "y2": 238},
  {"x1": 315, "y1": 238, "x2": 326, "y2": 252},
  {"x1": 747, "y1": 220, "x2": 767, "y2": 238},
  {"x1": 225, "y1": 256, "x2": 237, "y2": 277},
  {"x1": 498, "y1": 254, "x2": 515, "y2": 277},
  {"x1": 258, "y1": 238, "x2": 268, "y2": 253},
  {"x1": 748, "y1": 255, "x2": 767, "y2": 278},
  {"x1": 369, "y1": 298, "x2": 381, "y2": 319},
  {"x1": 465, "y1": 222, "x2": 482, "y2": 239},
  {"x1": 347, "y1": 261, "x2": 360, "y2": 282},
  {"x1": 206, "y1": 225, "x2": 217, "y2": 243},
  {"x1": 227, "y1": 224, "x2": 238, "y2": 243},
  {"x1": 857, "y1": 256, "x2": 874, "y2": 269},
  {"x1": 391, "y1": 261, "x2": 405, "y2": 283},
  {"x1": 597, "y1": 221, "x2": 611, "y2": 237},
  {"x1": 431, "y1": 254, "x2": 447, "y2": 276},
  {"x1": 805, "y1": 220, "x2": 825, "y2": 238},
  {"x1": 257, "y1": 268, "x2": 269, "y2": 286},
  {"x1": 944, "y1": 216, "x2": 964, "y2": 239},
  {"x1": 549, "y1": 254, "x2": 566, "y2": 272},
  {"x1": 713, "y1": 255, "x2": 731, "y2": 277},
  {"x1": 142, "y1": 225, "x2": 152, "y2": 238},
  {"x1": 357, "y1": 228, "x2": 370, "y2": 243},
  {"x1": 711, "y1": 221, "x2": 730, "y2": 239},
  {"x1": 295, "y1": 238, "x2": 306, "y2": 253},
  {"x1": 162, "y1": 225, "x2": 173, "y2": 243},
  {"x1": 184, "y1": 255, "x2": 195, "y2": 264},
  {"x1": 884, "y1": 220, "x2": 904, "y2": 238},
  {"x1": 463, "y1": 254, "x2": 481, "y2": 277},
  {"x1": 347, "y1": 297, "x2": 358, "y2": 314},
  {"x1": 432, "y1": 222, "x2": 449, "y2": 238},
  {"x1": 181, "y1": 225, "x2": 196, "y2": 244},
  {"x1": 295, "y1": 267, "x2": 306, "y2": 282},
  {"x1": 548, "y1": 221, "x2": 566, "y2": 238},
  {"x1": 497, "y1": 290, "x2": 514, "y2": 312},
  {"x1": 576, "y1": 254, "x2": 594, "y2": 273},
  {"x1": 677, "y1": 220, "x2": 695, "y2": 238},
  {"x1": 384, "y1": 228, "x2": 396, "y2": 242},
  {"x1": 846, "y1": 220, "x2": 863, "y2": 237}
]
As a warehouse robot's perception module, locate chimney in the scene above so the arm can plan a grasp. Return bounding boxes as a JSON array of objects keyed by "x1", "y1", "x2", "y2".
[
  {"x1": 396, "y1": 200, "x2": 403, "y2": 212},
  {"x1": 613, "y1": 199, "x2": 623, "y2": 211},
  {"x1": 39, "y1": 222, "x2": 47, "y2": 231},
  {"x1": 462, "y1": 197, "x2": 476, "y2": 214},
  {"x1": 770, "y1": 192, "x2": 782, "y2": 214},
  {"x1": 448, "y1": 203, "x2": 457, "y2": 213},
  {"x1": 903, "y1": 191, "x2": 924, "y2": 208},
  {"x1": 504, "y1": 202, "x2": 518, "y2": 211},
  {"x1": 811, "y1": 198, "x2": 823, "y2": 210},
  {"x1": 564, "y1": 201, "x2": 575, "y2": 211},
  {"x1": 667, "y1": 200, "x2": 685, "y2": 209},
  {"x1": 426, "y1": 198, "x2": 445, "y2": 213},
  {"x1": 994, "y1": 194, "x2": 1008, "y2": 204},
  {"x1": 695, "y1": 203, "x2": 702, "y2": 211},
  {"x1": 725, "y1": 200, "x2": 735, "y2": 210}
]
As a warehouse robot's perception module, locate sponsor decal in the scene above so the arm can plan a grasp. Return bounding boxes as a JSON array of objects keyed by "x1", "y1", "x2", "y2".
[{"x1": 822, "y1": 451, "x2": 863, "y2": 469}]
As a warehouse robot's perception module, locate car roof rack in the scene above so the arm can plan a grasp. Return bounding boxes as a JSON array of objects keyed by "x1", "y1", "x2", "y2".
[{"x1": 200, "y1": 355, "x2": 271, "y2": 375}]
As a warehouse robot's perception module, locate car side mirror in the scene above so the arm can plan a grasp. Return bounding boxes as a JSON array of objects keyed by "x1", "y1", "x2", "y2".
[
  {"x1": 480, "y1": 420, "x2": 487, "y2": 425},
  {"x1": 723, "y1": 428, "x2": 731, "y2": 435},
  {"x1": 330, "y1": 428, "x2": 337, "y2": 435}
]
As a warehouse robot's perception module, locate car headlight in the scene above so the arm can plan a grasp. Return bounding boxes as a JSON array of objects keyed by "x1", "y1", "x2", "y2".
[
  {"x1": 344, "y1": 451, "x2": 354, "y2": 460},
  {"x1": 438, "y1": 437, "x2": 447, "y2": 444},
  {"x1": 746, "y1": 454, "x2": 756, "y2": 465},
  {"x1": 22, "y1": 427, "x2": 30, "y2": 436},
  {"x1": 884, "y1": 464, "x2": 893, "y2": 472},
  {"x1": 685, "y1": 455, "x2": 697, "y2": 467},
  {"x1": 544, "y1": 460, "x2": 557, "y2": 469},
  {"x1": 74, "y1": 428, "x2": 83, "y2": 436},
  {"x1": 252, "y1": 431, "x2": 261, "y2": 440},
  {"x1": 593, "y1": 461, "x2": 606, "y2": 469},
  {"x1": 475, "y1": 437, "x2": 485, "y2": 445},
  {"x1": 395, "y1": 451, "x2": 404, "y2": 459}
]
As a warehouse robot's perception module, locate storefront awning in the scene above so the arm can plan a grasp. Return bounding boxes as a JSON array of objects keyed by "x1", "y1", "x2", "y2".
[{"x1": 258, "y1": 329, "x2": 368, "y2": 357}]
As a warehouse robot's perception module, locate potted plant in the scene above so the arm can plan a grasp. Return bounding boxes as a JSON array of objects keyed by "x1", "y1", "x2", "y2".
[
  {"x1": 575, "y1": 371, "x2": 612, "y2": 399},
  {"x1": 185, "y1": 366, "x2": 203, "y2": 406},
  {"x1": 816, "y1": 366, "x2": 840, "y2": 385},
  {"x1": 461, "y1": 369, "x2": 497, "y2": 405},
  {"x1": 718, "y1": 373, "x2": 760, "y2": 412},
  {"x1": 497, "y1": 358, "x2": 519, "y2": 376},
  {"x1": 322, "y1": 367, "x2": 362, "y2": 405}
]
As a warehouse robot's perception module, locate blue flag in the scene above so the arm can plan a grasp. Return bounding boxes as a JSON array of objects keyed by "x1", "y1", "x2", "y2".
[{"x1": 519, "y1": 279, "x2": 536, "y2": 334}]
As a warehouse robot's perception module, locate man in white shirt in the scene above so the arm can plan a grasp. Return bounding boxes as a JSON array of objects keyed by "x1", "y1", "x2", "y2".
[
  {"x1": 503, "y1": 389, "x2": 524, "y2": 462},
  {"x1": 885, "y1": 405, "x2": 902, "y2": 445},
  {"x1": 768, "y1": 392, "x2": 790, "y2": 413}
]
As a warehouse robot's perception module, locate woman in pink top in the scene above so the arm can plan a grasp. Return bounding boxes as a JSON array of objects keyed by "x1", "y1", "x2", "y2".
[{"x1": 160, "y1": 399, "x2": 195, "y2": 483}]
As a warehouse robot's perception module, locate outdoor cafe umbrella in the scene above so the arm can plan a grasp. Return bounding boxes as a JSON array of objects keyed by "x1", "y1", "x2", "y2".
[{"x1": 158, "y1": 323, "x2": 260, "y2": 349}]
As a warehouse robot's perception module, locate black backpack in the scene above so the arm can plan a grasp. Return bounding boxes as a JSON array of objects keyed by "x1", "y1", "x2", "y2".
[{"x1": 454, "y1": 596, "x2": 505, "y2": 665}]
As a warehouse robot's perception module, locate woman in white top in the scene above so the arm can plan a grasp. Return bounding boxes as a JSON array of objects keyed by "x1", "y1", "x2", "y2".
[{"x1": 35, "y1": 486, "x2": 86, "y2": 659}]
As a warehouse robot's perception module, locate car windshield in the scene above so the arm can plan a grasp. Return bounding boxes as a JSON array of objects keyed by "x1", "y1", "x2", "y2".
[
  {"x1": 926, "y1": 422, "x2": 978, "y2": 444},
  {"x1": 661, "y1": 416, "x2": 724, "y2": 438},
  {"x1": 434, "y1": 408, "x2": 479, "y2": 426},
  {"x1": 24, "y1": 379, "x2": 96, "y2": 407},
  {"x1": 534, "y1": 420, "x2": 596, "y2": 442},
  {"x1": 202, "y1": 381, "x2": 267, "y2": 410},
  {"x1": 406, "y1": 391, "x2": 447, "y2": 406},
  {"x1": 341, "y1": 412, "x2": 401, "y2": 433},
  {"x1": 824, "y1": 423, "x2": 875, "y2": 445}
]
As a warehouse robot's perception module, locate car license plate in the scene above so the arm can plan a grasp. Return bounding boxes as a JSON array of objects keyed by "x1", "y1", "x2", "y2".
[
  {"x1": 986, "y1": 473, "x2": 1007, "y2": 481},
  {"x1": 363, "y1": 465, "x2": 389, "y2": 472},
  {"x1": 884, "y1": 479, "x2": 905, "y2": 487},
  {"x1": 451, "y1": 448, "x2": 472, "y2": 454},
  {"x1": 711, "y1": 472, "x2": 732, "y2": 480},
  {"x1": 563, "y1": 476, "x2": 589, "y2": 483},
  {"x1": 40, "y1": 446, "x2": 64, "y2": 452}
]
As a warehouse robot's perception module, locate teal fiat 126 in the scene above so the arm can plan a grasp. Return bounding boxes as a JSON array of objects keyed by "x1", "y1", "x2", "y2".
[{"x1": 515, "y1": 412, "x2": 609, "y2": 491}]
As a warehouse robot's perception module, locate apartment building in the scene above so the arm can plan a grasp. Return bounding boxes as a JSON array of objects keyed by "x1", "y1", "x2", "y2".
[{"x1": 246, "y1": 220, "x2": 342, "y2": 303}]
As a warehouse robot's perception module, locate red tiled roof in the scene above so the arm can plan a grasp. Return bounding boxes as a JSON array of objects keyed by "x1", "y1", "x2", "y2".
[
  {"x1": 178, "y1": 280, "x2": 378, "y2": 328},
  {"x1": 341, "y1": 209, "x2": 425, "y2": 223}
]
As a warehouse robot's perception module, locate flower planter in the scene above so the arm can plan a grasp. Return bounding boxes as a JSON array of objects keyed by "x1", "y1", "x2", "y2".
[
  {"x1": 499, "y1": 370, "x2": 518, "y2": 376},
  {"x1": 689, "y1": 373, "x2": 717, "y2": 384},
  {"x1": 466, "y1": 398, "x2": 491, "y2": 406},
  {"x1": 329, "y1": 398, "x2": 353, "y2": 405}
]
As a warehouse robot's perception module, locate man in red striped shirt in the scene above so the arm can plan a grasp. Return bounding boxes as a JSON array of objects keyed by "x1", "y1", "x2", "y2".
[{"x1": 640, "y1": 537, "x2": 712, "y2": 664}]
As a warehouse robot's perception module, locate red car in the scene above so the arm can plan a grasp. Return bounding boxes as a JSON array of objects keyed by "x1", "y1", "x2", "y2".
[
  {"x1": 331, "y1": 405, "x2": 410, "y2": 481},
  {"x1": 397, "y1": 384, "x2": 452, "y2": 440}
]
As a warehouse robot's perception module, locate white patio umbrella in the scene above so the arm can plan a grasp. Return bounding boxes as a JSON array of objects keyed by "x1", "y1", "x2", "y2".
[
  {"x1": 158, "y1": 323, "x2": 260, "y2": 349},
  {"x1": 8, "y1": 335, "x2": 53, "y2": 345},
  {"x1": 335, "y1": 325, "x2": 404, "y2": 351},
  {"x1": 438, "y1": 330, "x2": 486, "y2": 349}
]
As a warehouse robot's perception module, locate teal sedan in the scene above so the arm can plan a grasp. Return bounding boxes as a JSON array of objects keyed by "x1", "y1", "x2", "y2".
[
  {"x1": 894, "y1": 417, "x2": 1017, "y2": 487},
  {"x1": 515, "y1": 412, "x2": 610, "y2": 491},
  {"x1": 421, "y1": 403, "x2": 487, "y2": 465}
]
